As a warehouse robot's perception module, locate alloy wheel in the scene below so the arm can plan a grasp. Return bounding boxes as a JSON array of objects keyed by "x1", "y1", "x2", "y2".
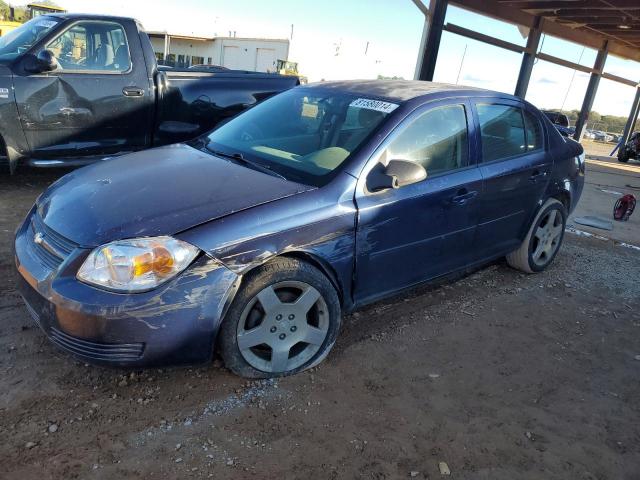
[
  {"x1": 236, "y1": 281, "x2": 330, "y2": 373},
  {"x1": 531, "y1": 209, "x2": 564, "y2": 267}
]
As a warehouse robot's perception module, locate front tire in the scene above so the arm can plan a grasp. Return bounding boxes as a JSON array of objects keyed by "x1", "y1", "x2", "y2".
[
  {"x1": 218, "y1": 257, "x2": 341, "y2": 378},
  {"x1": 506, "y1": 198, "x2": 567, "y2": 273}
]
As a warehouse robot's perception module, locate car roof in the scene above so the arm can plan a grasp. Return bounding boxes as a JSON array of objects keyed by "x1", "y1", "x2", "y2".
[{"x1": 302, "y1": 79, "x2": 519, "y2": 104}]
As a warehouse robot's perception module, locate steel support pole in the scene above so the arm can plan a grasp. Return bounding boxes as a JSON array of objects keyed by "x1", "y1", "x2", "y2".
[
  {"x1": 163, "y1": 33, "x2": 170, "y2": 63},
  {"x1": 514, "y1": 17, "x2": 542, "y2": 99},
  {"x1": 573, "y1": 41, "x2": 608, "y2": 142},
  {"x1": 414, "y1": 14, "x2": 430, "y2": 80},
  {"x1": 417, "y1": 0, "x2": 448, "y2": 81},
  {"x1": 621, "y1": 86, "x2": 640, "y2": 146}
]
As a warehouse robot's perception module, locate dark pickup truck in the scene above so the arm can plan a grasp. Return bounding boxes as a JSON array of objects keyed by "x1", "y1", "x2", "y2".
[{"x1": 0, "y1": 14, "x2": 299, "y2": 173}]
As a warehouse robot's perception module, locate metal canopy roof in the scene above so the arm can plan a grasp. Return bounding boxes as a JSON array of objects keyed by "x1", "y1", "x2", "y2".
[
  {"x1": 500, "y1": 0, "x2": 639, "y2": 48},
  {"x1": 453, "y1": 0, "x2": 640, "y2": 62}
]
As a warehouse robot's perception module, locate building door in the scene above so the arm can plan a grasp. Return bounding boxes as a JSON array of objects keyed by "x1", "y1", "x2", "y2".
[
  {"x1": 255, "y1": 48, "x2": 276, "y2": 72},
  {"x1": 222, "y1": 45, "x2": 240, "y2": 69}
]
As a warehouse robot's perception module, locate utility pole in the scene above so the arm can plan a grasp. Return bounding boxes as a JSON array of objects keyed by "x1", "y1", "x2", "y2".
[{"x1": 455, "y1": 44, "x2": 467, "y2": 84}]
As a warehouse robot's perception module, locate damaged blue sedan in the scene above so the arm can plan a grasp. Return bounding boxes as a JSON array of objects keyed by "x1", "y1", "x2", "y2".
[{"x1": 15, "y1": 80, "x2": 584, "y2": 378}]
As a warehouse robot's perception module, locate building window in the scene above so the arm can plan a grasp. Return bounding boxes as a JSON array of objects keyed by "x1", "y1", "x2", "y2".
[
  {"x1": 207, "y1": 57, "x2": 212, "y2": 65},
  {"x1": 192, "y1": 56, "x2": 204, "y2": 66}
]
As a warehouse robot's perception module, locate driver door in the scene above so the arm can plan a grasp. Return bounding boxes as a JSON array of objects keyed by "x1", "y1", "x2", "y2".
[
  {"x1": 13, "y1": 19, "x2": 153, "y2": 159},
  {"x1": 354, "y1": 100, "x2": 483, "y2": 304}
]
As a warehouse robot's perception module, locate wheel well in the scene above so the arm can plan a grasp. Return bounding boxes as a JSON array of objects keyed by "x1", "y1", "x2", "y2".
[
  {"x1": 277, "y1": 251, "x2": 345, "y2": 307},
  {"x1": 552, "y1": 191, "x2": 570, "y2": 211}
]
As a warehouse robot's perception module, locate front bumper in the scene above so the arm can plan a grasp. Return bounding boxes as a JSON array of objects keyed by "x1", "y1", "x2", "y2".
[{"x1": 14, "y1": 210, "x2": 239, "y2": 367}]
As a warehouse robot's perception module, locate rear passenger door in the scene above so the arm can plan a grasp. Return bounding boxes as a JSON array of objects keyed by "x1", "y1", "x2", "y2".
[{"x1": 472, "y1": 100, "x2": 550, "y2": 257}]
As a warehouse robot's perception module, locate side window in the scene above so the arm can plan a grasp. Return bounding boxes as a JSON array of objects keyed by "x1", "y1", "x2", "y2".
[
  {"x1": 45, "y1": 21, "x2": 130, "y2": 72},
  {"x1": 385, "y1": 104, "x2": 469, "y2": 177},
  {"x1": 523, "y1": 110, "x2": 543, "y2": 152},
  {"x1": 477, "y1": 104, "x2": 526, "y2": 162}
]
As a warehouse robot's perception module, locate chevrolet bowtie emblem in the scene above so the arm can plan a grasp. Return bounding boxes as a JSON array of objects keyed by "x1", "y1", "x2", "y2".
[{"x1": 34, "y1": 232, "x2": 44, "y2": 245}]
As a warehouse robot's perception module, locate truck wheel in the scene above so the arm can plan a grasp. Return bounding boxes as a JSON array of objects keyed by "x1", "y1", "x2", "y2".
[
  {"x1": 618, "y1": 150, "x2": 629, "y2": 163},
  {"x1": 506, "y1": 198, "x2": 567, "y2": 274},
  {"x1": 218, "y1": 257, "x2": 341, "y2": 379}
]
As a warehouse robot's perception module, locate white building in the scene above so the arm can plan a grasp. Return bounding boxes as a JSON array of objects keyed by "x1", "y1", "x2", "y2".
[{"x1": 147, "y1": 32, "x2": 290, "y2": 72}]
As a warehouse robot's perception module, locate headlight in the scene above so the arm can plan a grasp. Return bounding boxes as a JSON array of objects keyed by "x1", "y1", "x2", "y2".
[{"x1": 77, "y1": 236, "x2": 200, "y2": 292}]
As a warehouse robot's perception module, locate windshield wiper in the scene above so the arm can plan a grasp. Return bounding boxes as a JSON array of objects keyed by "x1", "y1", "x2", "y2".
[{"x1": 205, "y1": 145, "x2": 287, "y2": 181}]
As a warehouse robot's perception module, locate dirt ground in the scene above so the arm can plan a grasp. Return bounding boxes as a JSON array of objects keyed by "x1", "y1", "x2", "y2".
[{"x1": 1, "y1": 168, "x2": 640, "y2": 480}]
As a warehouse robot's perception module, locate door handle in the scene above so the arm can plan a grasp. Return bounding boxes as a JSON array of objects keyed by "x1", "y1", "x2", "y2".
[
  {"x1": 122, "y1": 87, "x2": 145, "y2": 97},
  {"x1": 450, "y1": 189, "x2": 478, "y2": 206},
  {"x1": 529, "y1": 170, "x2": 547, "y2": 183}
]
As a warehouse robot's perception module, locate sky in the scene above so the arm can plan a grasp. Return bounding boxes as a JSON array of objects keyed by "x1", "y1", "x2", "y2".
[{"x1": 56, "y1": 0, "x2": 640, "y2": 118}]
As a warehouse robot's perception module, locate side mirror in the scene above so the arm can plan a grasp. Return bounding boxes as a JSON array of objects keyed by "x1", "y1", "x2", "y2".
[
  {"x1": 367, "y1": 159, "x2": 427, "y2": 192},
  {"x1": 37, "y1": 49, "x2": 58, "y2": 71},
  {"x1": 25, "y1": 49, "x2": 58, "y2": 73}
]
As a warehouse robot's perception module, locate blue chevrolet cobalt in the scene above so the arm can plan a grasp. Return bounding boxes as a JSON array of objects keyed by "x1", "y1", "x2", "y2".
[{"x1": 15, "y1": 80, "x2": 584, "y2": 378}]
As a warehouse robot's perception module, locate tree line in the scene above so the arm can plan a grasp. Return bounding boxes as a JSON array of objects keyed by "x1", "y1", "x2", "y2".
[{"x1": 561, "y1": 109, "x2": 639, "y2": 134}]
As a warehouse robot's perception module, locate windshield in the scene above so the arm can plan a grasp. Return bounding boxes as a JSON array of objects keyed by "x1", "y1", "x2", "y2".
[
  {"x1": 0, "y1": 16, "x2": 61, "y2": 62},
  {"x1": 205, "y1": 88, "x2": 396, "y2": 186}
]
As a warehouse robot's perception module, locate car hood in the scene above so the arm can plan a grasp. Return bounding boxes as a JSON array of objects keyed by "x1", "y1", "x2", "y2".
[{"x1": 36, "y1": 144, "x2": 314, "y2": 246}]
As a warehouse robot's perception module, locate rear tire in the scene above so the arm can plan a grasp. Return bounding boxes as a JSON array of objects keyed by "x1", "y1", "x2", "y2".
[
  {"x1": 618, "y1": 149, "x2": 629, "y2": 163},
  {"x1": 218, "y1": 257, "x2": 341, "y2": 379},
  {"x1": 506, "y1": 198, "x2": 567, "y2": 274}
]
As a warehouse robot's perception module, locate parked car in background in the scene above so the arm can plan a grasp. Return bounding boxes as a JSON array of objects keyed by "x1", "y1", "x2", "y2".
[
  {"x1": 606, "y1": 133, "x2": 621, "y2": 144},
  {"x1": 592, "y1": 131, "x2": 613, "y2": 143},
  {"x1": 584, "y1": 130, "x2": 596, "y2": 140},
  {"x1": 0, "y1": 14, "x2": 299, "y2": 173},
  {"x1": 188, "y1": 64, "x2": 230, "y2": 72},
  {"x1": 15, "y1": 80, "x2": 585, "y2": 377},
  {"x1": 618, "y1": 131, "x2": 639, "y2": 163},
  {"x1": 542, "y1": 110, "x2": 573, "y2": 137}
]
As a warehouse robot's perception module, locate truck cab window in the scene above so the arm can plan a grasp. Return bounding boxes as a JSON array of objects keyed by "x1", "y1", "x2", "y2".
[{"x1": 45, "y1": 21, "x2": 130, "y2": 72}]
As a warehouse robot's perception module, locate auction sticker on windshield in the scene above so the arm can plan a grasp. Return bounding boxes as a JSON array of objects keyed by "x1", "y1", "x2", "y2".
[
  {"x1": 350, "y1": 98, "x2": 399, "y2": 114},
  {"x1": 0, "y1": 88, "x2": 8, "y2": 99}
]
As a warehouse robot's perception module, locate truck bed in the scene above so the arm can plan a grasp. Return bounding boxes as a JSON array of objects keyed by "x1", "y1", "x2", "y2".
[{"x1": 155, "y1": 70, "x2": 300, "y2": 145}]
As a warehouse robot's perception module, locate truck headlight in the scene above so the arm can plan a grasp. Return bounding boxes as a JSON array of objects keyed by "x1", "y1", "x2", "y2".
[{"x1": 77, "y1": 236, "x2": 200, "y2": 292}]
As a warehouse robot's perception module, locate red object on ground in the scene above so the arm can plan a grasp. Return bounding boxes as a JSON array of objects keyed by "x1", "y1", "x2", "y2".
[{"x1": 613, "y1": 194, "x2": 636, "y2": 221}]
